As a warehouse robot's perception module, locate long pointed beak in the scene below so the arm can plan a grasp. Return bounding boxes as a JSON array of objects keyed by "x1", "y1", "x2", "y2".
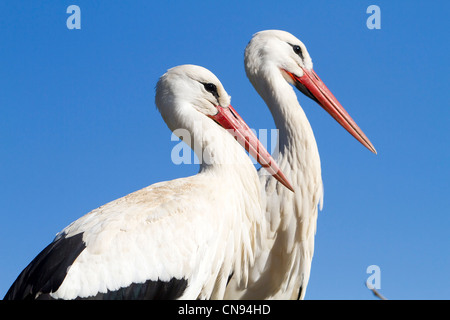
[
  {"x1": 284, "y1": 68, "x2": 377, "y2": 154},
  {"x1": 209, "y1": 105, "x2": 294, "y2": 192}
]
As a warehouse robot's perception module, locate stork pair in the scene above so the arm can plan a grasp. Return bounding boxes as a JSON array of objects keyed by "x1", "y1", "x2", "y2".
[{"x1": 4, "y1": 30, "x2": 375, "y2": 300}]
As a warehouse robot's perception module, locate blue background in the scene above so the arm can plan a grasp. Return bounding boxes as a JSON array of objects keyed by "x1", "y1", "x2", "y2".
[{"x1": 1, "y1": 1, "x2": 449, "y2": 299}]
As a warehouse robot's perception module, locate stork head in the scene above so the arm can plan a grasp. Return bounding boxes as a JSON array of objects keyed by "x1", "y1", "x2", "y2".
[
  {"x1": 155, "y1": 64, "x2": 294, "y2": 191},
  {"x1": 245, "y1": 30, "x2": 376, "y2": 154}
]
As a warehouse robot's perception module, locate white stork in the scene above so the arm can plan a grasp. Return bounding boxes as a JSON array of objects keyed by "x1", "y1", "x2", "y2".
[
  {"x1": 225, "y1": 30, "x2": 376, "y2": 299},
  {"x1": 4, "y1": 64, "x2": 292, "y2": 300}
]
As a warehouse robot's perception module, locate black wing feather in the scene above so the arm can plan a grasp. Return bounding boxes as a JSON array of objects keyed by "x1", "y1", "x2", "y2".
[
  {"x1": 78, "y1": 278, "x2": 188, "y2": 300},
  {"x1": 4, "y1": 233, "x2": 86, "y2": 300}
]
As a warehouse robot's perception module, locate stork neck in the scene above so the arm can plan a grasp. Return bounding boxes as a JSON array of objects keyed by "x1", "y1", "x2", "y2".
[
  {"x1": 252, "y1": 67, "x2": 324, "y2": 211},
  {"x1": 196, "y1": 127, "x2": 257, "y2": 179},
  {"x1": 253, "y1": 70, "x2": 317, "y2": 157},
  {"x1": 166, "y1": 104, "x2": 260, "y2": 186}
]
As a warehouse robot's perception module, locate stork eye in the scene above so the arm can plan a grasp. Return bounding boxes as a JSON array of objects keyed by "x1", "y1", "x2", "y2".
[
  {"x1": 292, "y1": 45, "x2": 304, "y2": 59},
  {"x1": 203, "y1": 82, "x2": 219, "y2": 99},
  {"x1": 203, "y1": 83, "x2": 217, "y2": 93}
]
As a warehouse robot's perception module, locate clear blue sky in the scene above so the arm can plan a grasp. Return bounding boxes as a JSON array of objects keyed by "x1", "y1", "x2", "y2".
[{"x1": 1, "y1": 1, "x2": 449, "y2": 300}]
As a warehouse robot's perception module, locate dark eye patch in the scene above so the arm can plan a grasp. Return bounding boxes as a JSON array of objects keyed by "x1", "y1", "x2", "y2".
[
  {"x1": 202, "y1": 82, "x2": 220, "y2": 100},
  {"x1": 290, "y1": 43, "x2": 304, "y2": 60}
]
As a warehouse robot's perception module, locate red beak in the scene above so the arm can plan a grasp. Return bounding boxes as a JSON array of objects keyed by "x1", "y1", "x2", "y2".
[
  {"x1": 284, "y1": 68, "x2": 377, "y2": 154},
  {"x1": 209, "y1": 105, "x2": 294, "y2": 192}
]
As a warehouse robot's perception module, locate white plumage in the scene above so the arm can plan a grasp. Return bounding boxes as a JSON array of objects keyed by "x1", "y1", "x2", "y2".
[
  {"x1": 4, "y1": 64, "x2": 291, "y2": 300},
  {"x1": 225, "y1": 30, "x2": 376, "y2": 300}
]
